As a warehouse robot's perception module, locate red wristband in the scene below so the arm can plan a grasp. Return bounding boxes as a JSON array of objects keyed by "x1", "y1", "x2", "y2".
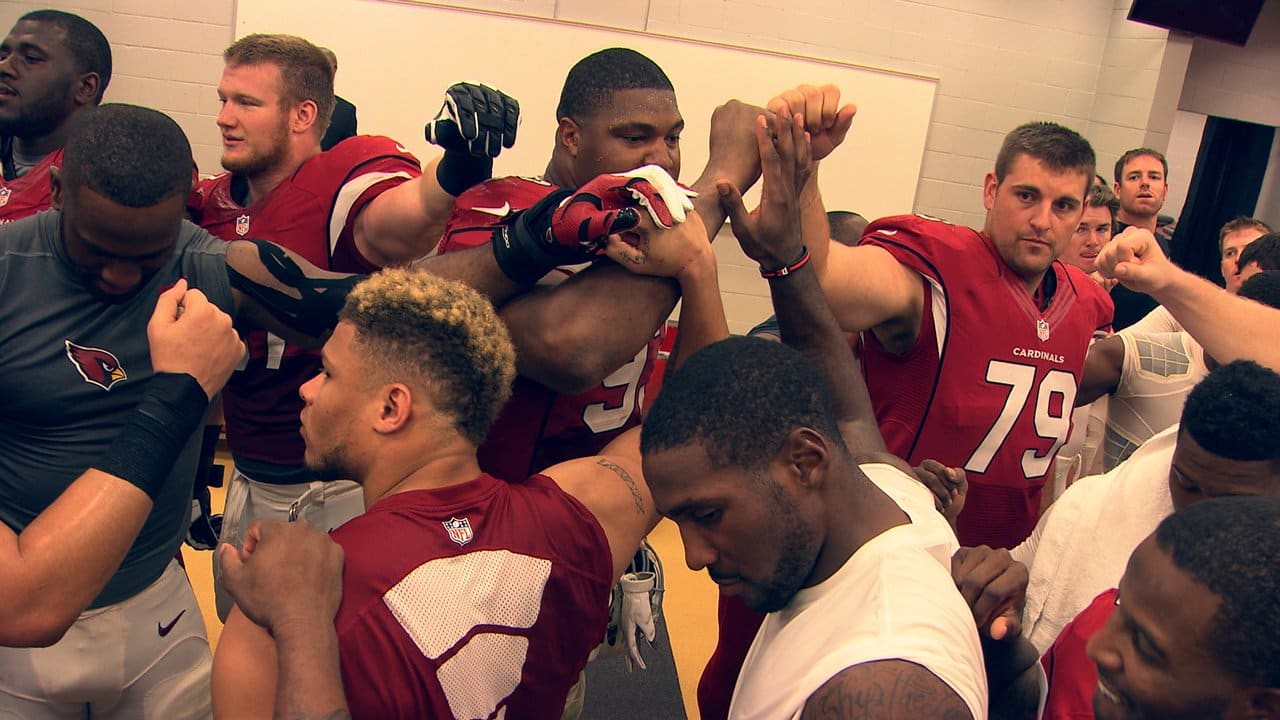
[{"x1": 759, "y1": 246, "x2": 810, "y2": 278}]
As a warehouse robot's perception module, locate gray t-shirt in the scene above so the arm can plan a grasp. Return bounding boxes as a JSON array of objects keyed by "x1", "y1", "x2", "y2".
[{"x1": 0, "y1": 210, "x2": 234, "y2": 607}]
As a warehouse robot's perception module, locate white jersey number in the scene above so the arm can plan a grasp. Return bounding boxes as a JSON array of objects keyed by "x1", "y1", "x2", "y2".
[
  {"x1": 965, "y1": 360, "x2": 1077, "y2": 478},
  {"x1": 583, "y1": 345, "x2": 648, "y2": 434}
]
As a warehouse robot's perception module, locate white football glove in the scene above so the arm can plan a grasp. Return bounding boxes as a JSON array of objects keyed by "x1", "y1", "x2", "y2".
[
  {"x1": 619, "y1": 571, "x2": 657, "y2": 671},
  {"x1": 615, "y1": 165, "x2": 697, "y2": 229}
]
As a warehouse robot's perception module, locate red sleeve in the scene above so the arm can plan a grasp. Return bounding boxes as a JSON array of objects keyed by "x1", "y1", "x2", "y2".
[
  {"x1": 322, "y1": 136, "x2": 422, "y2": 273},
  {"x1": 858, "y1": 214, "x2": 992, "y2": 284}
]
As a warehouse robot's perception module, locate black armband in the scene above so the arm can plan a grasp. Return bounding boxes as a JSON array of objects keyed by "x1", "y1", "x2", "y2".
[
  {"x1": 489, "y1": 188, "x2": 579, "y2": 285},
  {"x1": 436, "y1": 151, "x2": 493, "y2": 197},
  {"x1": 96, "y1": 373, "x2": 209, "y2": 501},
  {"x1": 227, "y1": 239, "x2": 365, "y2": 338}
]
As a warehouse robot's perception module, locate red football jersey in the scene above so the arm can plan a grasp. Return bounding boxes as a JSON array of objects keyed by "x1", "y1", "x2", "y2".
[
  {"x1": 0, "y1": 147, "x2": 61, "y2": 224},
  {"x1": 440, "y1": 176, "x2": 659, "y2": 479},
  {"x1": 1041, "y1": 588, "x2": 1115, "y2": 719},
  {"x1": 188, "y1": 136, "x2": 421, "y2": 468},
  {"x1": 330, "y1": 472, "x2": 613, "y2": 719},
  {"x1": 860, "y1": 215, "x2": 1113, "y2": 548}
]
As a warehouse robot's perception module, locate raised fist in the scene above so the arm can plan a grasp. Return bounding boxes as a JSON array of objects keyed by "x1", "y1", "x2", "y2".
[{"x1": 425, "y1": 82, "x2": 519, "y2": 158}]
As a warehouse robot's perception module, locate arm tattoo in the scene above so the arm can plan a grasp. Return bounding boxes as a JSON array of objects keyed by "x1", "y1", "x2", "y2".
[
  {"x1": 800, "y1": 661, "x2": 973, "y2": 720},
  {"x1": 596, "y1": 458, "x2": 645, "y2": 516}
]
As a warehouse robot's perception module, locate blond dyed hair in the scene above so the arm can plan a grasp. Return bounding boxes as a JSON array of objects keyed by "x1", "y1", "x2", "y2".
[
  {"x1": 339, "y1": 270, "x2": 516, "y2": 445},
  {"x1": 225, "y1": 33, "x2": 335, "y2": 138}
]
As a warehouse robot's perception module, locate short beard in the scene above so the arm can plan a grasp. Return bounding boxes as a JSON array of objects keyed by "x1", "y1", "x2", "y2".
[
  {"x1": 0, "y1": 78, "x2": 76, "y2": 139},
  {"x1": 221, "y1": 120, "x2": 291, "y2": 177},
  {"x1": 745, "y1": 476, "x2": 821, "y2": 613},
  {"x1": 307, "y1": 442, "x2": 356, "y2": 483}
]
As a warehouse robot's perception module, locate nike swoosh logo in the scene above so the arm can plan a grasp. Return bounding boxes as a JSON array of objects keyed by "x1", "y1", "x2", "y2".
[
  {"x1": 395, "y1": 144, "x2": 409, "y2": 153},
  {"x1": 158, "y1": 609, "x2": 186, "y2": 637},
  {"x1": 877, "y1": 229, "x2": 898, "y2": 236},
  {"x1": 473, "y1": 202, "x2": 511, "y2": 217}
]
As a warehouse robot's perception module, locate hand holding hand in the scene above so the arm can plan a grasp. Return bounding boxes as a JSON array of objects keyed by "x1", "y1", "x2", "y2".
[
  {"x1": 218, "y1": 520, "x2": 345, "y2": 631},
  {"x1": 551, "y1": 165, "x2": 697, "y2": 254},
  {"x1": 719, "y1": 109, "x2": 813, "y2": 269},
  {"x1": 767, "y1": 84, "x2": 855, "y2": 162},
  {"x1": 706, "y1": 100, "x2": 772, "y2": 187},
  {"x1": 950, "y1": 545, "x2": 1028, "y2": 641},
  {"x1": 913, "y1": 459, "x2": 967, "y2": 525}
]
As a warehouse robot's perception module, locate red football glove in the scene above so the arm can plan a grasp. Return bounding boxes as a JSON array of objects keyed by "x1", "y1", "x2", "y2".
[{"x1": 550, "y1": 165, "x2": 697, "y2": 253}]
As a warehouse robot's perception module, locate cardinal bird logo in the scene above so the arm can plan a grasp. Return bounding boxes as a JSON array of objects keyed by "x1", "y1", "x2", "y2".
[{"x1": 64, "y1": 340, "x2": 127, "y2": 390}]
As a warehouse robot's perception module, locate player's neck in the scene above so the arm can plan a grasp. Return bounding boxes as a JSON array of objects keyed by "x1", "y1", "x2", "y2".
[
  {"x1": 1117, "y1": 208, "x2": 1157, "y2": 232},
  {"x1": 542, "y1": 157, "x2": 576, "y2": 191},
  {"x1": 1022, "y1": 270, "x2": 1048, "y2": 299},
  {"x1": 804, "y1": 469, "x2": 910, "y2": 591},
  {"x1": 13, "y1": 114, "x2": 78, "y2": 159},
  {"x1": 362, "y1": 440, "x2": 484, "y2": 506},
  {"x1": 242, "y1": 146, "x2": 317, "y2": 205}
]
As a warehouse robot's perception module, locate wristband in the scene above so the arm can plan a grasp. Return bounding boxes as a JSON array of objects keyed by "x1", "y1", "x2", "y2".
[
  {"x1": 436, "y1": 150, "x2": 493, "y2": 197},
  {"x1": 489, "y1": 188, "x2": 577, "y2": 285},
  {"x1": 95, "y1": 373, "x2": 210, "y2": 501},
  {"x1": 759, "y1": 246, "x2": 811, "y2": 278}
]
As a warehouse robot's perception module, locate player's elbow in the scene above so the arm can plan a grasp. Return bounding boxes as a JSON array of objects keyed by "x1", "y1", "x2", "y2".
[
  {"x1": 517, "y1": 341, "x2": 615, "y2": 394},
  {"x1": 0, "y1": 604, "x2": 78, "y2": 647},
  {"x1": 511, "y1": 319, "x2": 631, "y2": 394}
]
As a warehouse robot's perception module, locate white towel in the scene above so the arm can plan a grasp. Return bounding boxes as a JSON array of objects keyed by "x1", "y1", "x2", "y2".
[{"x1": 1014, "y1": 424, "x2": 1178, "y2": 654}]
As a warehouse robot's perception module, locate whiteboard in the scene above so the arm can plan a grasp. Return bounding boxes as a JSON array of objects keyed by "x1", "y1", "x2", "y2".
[{"x1": 234, "y1": 0, "x2": 936, "y2": 221}]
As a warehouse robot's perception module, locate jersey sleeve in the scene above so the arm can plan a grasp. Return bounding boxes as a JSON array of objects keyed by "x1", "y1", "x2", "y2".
[
  {"x1": 858, "y1": 214, "x2": 984, "y2": 285},
  {"x1": 179, "y1": 222, "x2": 236, "y2": 316},
  {"x1": 323, "y1": 135, "x2": 422, "y2": 272}
]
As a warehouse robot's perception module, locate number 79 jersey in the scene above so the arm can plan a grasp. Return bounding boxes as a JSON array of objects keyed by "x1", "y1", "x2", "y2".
[{"x1": 859, "y1": 215, "x2": 1114, "y2": 548}]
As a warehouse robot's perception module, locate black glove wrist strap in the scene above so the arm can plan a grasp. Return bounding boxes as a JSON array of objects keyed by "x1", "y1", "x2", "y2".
[
  {"x1": 490, "y1": 188, "x2": 577, "y2": 285},
  {"x1": 436, "y1": 151, "x2": 493, "y2": 197}
]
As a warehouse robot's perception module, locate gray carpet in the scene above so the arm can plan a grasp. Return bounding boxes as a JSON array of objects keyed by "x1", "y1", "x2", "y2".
[{"x1": 581, "y1": 614, "x2": 688, "y2": 719}]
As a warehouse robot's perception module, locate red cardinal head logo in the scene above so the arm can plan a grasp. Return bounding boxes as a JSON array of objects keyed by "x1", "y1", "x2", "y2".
[{"x1": 65, "y1": 340, "x2": 127, "y2": 390}]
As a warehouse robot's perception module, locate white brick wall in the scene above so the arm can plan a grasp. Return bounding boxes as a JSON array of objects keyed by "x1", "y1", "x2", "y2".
[{"x1": 0, "y1": 0, "x2": 233, "y2": 172}]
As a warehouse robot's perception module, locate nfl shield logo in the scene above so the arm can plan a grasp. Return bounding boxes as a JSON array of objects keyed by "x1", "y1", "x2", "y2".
[
  {"x1": 1036, "y1": 318, "x2": 1051, "y2": 342},
  {"x1": 0, "y1": 187, "x2": 10, "y2": 207},
  {"x1": 442, "y1": 517, "x2": 473, "y2": 546},
  {"x1": 235, "y1": 214, "x2": 251, "y2": 236}
]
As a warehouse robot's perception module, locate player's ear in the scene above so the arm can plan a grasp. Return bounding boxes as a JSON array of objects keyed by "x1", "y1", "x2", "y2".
[
  {"x1": 73, "y1": 72, "x2": 101, "y2": 107},
  {"x1": 292, "y1": 99, "x2": 319, "y2": 136},
  {"x1": 558, "y1": 117, "x2": 582, "y2": 158},
  {"x1": 373, "y1": 383, "x2": 413, "y2": 434},
  {"x1": 780, "y1": 427, "x2": 831, "y2": 491},
  {"x1": 982, "y1": 171, "x2": 998, "y2": 211},
  {"x1": 49, "y1": 167, "x2": 64, "y2": 209}
]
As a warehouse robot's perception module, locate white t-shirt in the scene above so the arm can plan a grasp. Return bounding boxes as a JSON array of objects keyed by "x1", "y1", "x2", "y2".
[
  {"x1": 1013, "y1": 425, "x2": 1177, "y2": 654},
  {"x1": 1125, "y1": 304, "x2": 1183, "y2": 335},
  {"x1": 1103, "y1": 332, "x2": 1208, "y2": 470},
  {"x1": 728, "y1": 463, "x2": 987, "y2": 720}
]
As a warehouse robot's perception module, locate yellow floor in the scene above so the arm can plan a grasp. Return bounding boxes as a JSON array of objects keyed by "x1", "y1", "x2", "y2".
[{"x1": 183, "y1": 455, "x2": 719, "y2": 719}]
